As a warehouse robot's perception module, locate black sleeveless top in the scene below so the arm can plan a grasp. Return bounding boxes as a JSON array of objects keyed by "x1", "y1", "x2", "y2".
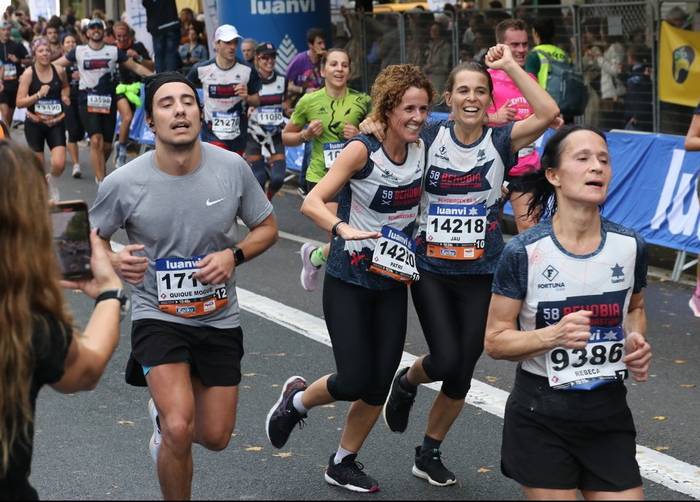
[{"x1": 28, "y1": 63, "x2": 63, "y2": 115}]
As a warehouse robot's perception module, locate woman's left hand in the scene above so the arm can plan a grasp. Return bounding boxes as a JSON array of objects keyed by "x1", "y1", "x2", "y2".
[
  {"x1": 623, "y1": 331, "x2": 652, "y2": 382},
  {"x1": 485, "y1": 44, "x2": 516, "y2": 71}
]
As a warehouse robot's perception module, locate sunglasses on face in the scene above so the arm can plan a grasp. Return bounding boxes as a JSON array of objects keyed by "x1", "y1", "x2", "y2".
[{"x1": 259, "y1": 54, "x2": 276, "y2": 61}]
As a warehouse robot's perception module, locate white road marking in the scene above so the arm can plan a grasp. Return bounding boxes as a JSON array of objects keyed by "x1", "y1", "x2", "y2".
[
  {"x1": 110, "y1": 236, "x2": 700, "y2": 497},
  {"x1": 237, "y1": 287, "x2": 700, "y2": 499}
]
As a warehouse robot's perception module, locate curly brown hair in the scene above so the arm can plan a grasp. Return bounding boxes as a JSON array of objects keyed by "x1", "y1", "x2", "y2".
[{"x1": 368, "y1": 64, "x2": 434, "y2": 126}]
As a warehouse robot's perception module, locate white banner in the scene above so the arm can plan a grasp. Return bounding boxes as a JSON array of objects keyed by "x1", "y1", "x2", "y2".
[
  {"x1": 203, "y1": 0, "x2": 218, "y2": 58},
  {"x1": 27, "y1": 0, "x2": 58, "y2": 21},
  {"x1": 125, "y1": 0, "x2": 154, "y2": 58}
]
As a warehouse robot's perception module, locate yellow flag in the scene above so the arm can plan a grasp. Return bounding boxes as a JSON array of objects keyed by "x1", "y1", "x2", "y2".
[{"x1": 659, "y1": 21, "x2": 700, "y2": 107}]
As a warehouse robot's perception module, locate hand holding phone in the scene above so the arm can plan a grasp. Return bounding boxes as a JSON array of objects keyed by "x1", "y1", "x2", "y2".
[
  {"x1": 52, "y1": 200, "x2": 93, "y2": 281},
  {"x1": 60, "y1": 229, "x2": 123, "y2": 299}
]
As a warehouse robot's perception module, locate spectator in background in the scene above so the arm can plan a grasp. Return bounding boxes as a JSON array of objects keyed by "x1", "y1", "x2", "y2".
[
  {"x1": 685, "y1": 103, "x2": 700, "y2": 317},
  {"x1": 423, "y1": 22, "x2": 452, "y2": 95},
  {"x1": 596, "y1": 29, "x2": 626, "y2": 130},
  {"x1": 525, "y1": 17, "x2": 576, "y2": 122},
  {"x1": 286, "y1": 28, "x2": 326, "y2": 101},
  {"x1": 472, "y1": 27, "x2": 495, "y2": 62},
  {"x1": 0, "y1": 20, "x2": 31, "y2": 128},
  {"x1": 286, "y1": 27, "x2": 326, "y2": 193},
  {"x1": 241, "y1": 38, "x2": 257, "y2": 66},
  {"x1": 114, "y1": 21, "x2": 154, "y2": 168},
  {"x1": 0, "y1": 140, "x2": 124, "y2": 499},
  {"x1": 142, "y1": 0, "x2": 181, "y2": 72},
  {"x1": 581, "y1": 17, "x2": 604, "y2": 128},
  {"x1": 462, "y1": 13, "x2": 484, "y2": 47},
  {"x1": 179, "y1": 7, "x2": 204, "y2": 43},
  {"x1": 178, "y1": 25, "x2": 208, "y2": 73},
  {"x1": 45, "y1": 17, "x2": 64, "y2": 61},
  {"x1": 623, "y1": 44, "x2": 652, "y2": 132},
  {"x1": 666, "y1": 6, "x2": 689, "y2": 29}
]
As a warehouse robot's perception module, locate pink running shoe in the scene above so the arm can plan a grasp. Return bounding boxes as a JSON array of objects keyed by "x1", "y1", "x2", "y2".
[
  {"x1": 300, "y1": 242, "x2": 322, "y2": 292},
  {"x1": 689, "y1": 294, "x2": 700, "y2": 318}
]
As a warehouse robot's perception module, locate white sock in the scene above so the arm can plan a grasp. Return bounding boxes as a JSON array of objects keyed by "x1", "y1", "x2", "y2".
[
  {"x1": 292, "y1": 391, "x2": 307, "y2": 415},
  {"x1": 334, "y1": 446, "x2": 354, "y2": 465}
]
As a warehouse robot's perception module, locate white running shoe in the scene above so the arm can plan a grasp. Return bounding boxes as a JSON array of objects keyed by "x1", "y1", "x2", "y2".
[
  {"x1": 71, "y1": 163, "x2": 82, "y2": 178},
  {"x1": 46, "y1": 174, "x2": 59, "y2": 203},
  {"x1": 299, "y1": 242, "x2": 322, "y2": 292},
  {"x1": 148, "y1": 398, "x2": 161, "y2": 463}
]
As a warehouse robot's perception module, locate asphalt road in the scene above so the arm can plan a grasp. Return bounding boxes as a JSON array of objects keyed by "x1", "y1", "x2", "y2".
[{"x1": 20, "y1": 136, "x2": 700, "y2": 500}]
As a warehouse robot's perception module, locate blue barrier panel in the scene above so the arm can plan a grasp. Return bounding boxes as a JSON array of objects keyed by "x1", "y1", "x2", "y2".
[{"x1": 504, "y1": 129, "x2": 700, "y2": 254}]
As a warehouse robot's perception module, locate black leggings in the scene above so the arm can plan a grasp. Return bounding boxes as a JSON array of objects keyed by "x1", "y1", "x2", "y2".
[
  {"x1": 323, "y1": 273, "x2": 408, "y2": 406},
  {"x1": 410, "y1": 270, "x2": 493, "y2": 400}
]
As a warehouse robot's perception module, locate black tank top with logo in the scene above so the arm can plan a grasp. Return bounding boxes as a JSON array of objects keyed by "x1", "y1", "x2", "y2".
[{"x1": 28, "y1": 63, "x2": 63, "y2": 116}]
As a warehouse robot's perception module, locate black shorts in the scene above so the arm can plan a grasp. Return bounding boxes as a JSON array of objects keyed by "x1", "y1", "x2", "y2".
[
  {"x1": 24, "y1": 119, "x2": 66, "y2": 152},
  {"x1": 501, "y1": 368, "x2": 642, "y2": 492},
  {"x1": 65, "y1": 102, "x2": 85, "y2": 143},
  {"x1": 78, "y1": 99, "x2": 117, "y2": 142},
  {"x1": 129, "y1": 318, "x2": 244, "y2": 387},
  {"x1": 0, "y1": 85, "x2": 18, "y2": 108}
]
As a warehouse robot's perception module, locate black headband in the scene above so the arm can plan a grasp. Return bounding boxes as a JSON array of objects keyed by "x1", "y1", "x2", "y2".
[{"x1": 144, "y1": 72, "x2": 202, "y2": 116}]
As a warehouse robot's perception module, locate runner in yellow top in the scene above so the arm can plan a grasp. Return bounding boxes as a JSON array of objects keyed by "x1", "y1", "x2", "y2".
[{"x1": 282, "y1": 48, "x2": 371, "y2": 292}]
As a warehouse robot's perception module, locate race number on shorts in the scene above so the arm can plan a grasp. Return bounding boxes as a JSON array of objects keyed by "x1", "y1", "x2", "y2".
[
  {"x1": 212, "y1": 111, "x2": 240, "y2": 140},
  {"x1": 156, "y1": 256, "x2": 228, "y2": 318},
  {"x1": 87, "y1": 93, "x2": 112, "y2": 114},
  {"x1": 545, "y1": 326, "x2": 628, "y2": 389},
  {"x1": 323, "y1": 141, "x2": 344, "y2": 169},
  {"x1": 426, "y1": 203, "x2": 487, "y2": 260},
  {"x1": 369, "y1": 226, "x2": 420, "y2": 284},
  {"x1": 35, "y1": 99, "x2": 62, "y2": 116},
  {"x1": 3, "y1": 64, "x2": 17, "y2": 80}
]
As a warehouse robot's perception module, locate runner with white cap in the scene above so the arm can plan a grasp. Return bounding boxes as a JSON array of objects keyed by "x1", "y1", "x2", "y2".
[{"x1": 187, "y1": 24, "x2": 261, "y2": 156}]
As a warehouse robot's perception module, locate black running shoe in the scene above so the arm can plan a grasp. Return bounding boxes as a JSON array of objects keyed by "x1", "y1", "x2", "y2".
[
  {"x1": 383, "y1": 367, "x2": 416, "y2": 433},
  {"x1": 324, "y1": 453, "x2": 380, "y2": 493},
  {"x1": 265, "y1": 376, "x2": 307, "y2": 448},
  {"x1": 412, "y1": 446, "x2": 456, "y2": 486}
]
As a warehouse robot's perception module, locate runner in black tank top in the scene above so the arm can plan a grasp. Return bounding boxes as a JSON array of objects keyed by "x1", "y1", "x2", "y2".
[{"x1": 16, "y1": 38, "x2": 70, "y2": 202}]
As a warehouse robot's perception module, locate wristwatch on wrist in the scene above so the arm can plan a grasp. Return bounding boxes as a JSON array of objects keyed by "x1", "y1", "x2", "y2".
[
  {"x1": 232, "y1": 246, "x2": 245, "y2": 266},
  {"x1": 95, "y1": 288, "x2": 129, "y2": 317}
]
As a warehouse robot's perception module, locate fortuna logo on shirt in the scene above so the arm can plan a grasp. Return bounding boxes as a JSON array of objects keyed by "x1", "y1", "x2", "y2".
[
  {"x1": 542, "y1": 264, "x2": 559, "y2": 281},
  {"x1": 369, "y1": 179, "x2": 422, "y2": 213},
  {"x1": 611, "y1": 263, "x2": 625, "y2": 283},
  {"x1": 535, "y1": 290, "x2": 628, "y2": 329},
  {"x1": 425, "y1": 161, "x2": 494, "y2": 195},
  {"x1": 208, "y1": 84, "x2": 238, "y2": 99},
  {"x1": 436, "y1": 145, "x2": 449, "y2": 162},
  {"x1": 83, "y1": 59, "x2": 111, "y2": 70}
]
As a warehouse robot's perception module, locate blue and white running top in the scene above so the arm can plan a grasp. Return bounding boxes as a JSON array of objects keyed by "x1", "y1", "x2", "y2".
[
  {"x1": 326, "y1": 134, "x2": 425, "y2": 290},
  {"x1": 492, "y1": 218, "x2": 648, "y2": 390},
  {"x1": 187, "y1": 58, "x2": 261, "y2": 149},
  {"x1": 415, "y1": 121, "x2": 515, "y2": 275}
]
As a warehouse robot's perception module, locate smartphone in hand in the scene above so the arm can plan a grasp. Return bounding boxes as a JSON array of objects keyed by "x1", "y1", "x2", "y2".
[{"x1": 51, "y1": 200, "x2": 93, "y2": 280}]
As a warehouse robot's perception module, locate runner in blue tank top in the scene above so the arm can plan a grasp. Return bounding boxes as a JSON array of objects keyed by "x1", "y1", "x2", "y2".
[{"x1": 265, "y1": 65, "x2": 433, "y2": 494}]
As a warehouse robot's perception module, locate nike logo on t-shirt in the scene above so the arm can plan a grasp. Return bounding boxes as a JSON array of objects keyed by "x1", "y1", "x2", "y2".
[{"x1": 206, "y1": 198, "x2": 224, "y2": 206}]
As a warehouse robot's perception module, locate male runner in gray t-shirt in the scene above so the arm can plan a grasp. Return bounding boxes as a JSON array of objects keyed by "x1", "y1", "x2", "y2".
[{"x1": 90, "y1": 72, "x2": 278, "y2": 499}]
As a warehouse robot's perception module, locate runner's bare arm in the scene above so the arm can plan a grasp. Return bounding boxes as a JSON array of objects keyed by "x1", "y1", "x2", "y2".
[
  {"x1": 485, "y1": 44, "x2": 559, "y2": 152},
  {"x1": 53, "y1": 230, "x2": 123, "y2": 393},
  {"x1": 122, "y1": 58, "x2": 154, "y2": 78},
  {"x1": 14, "y1": 67, "x2": 34, "y2": 108},
  {"x1": 53, "y1": 55, "x2": 70, "y2": 68},
  {"x1": 301, "y1": 140, "x2": 380, "y2": 241},
  {"x1": 485, "y1": 294, "x2": 592, "y2": 361},
  {"x1": 685, "y1": 113, "x2": 700, "y2": 151},
  {"x1": 623, "y1": 292, "x2": 651, "y2": 382}
]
